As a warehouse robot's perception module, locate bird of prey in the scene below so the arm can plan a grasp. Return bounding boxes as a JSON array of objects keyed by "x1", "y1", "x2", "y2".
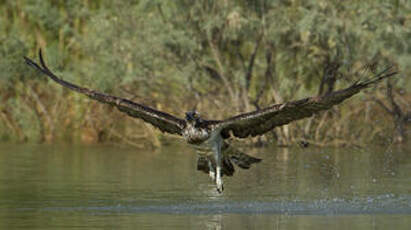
[{"x1": 24, "y1": 50, "x2": 396, "y2": 193}]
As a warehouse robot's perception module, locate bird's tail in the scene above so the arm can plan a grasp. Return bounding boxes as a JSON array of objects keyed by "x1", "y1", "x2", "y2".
[
  {"x1": 196, "y1": 155, "x2": 236, "y2": 177},
  {"x1": 196, "y1": 143, "x2": 261, "y2": 177},
  {"x1": 223, "y1": 142, "x2": 262, "y2": 170}
]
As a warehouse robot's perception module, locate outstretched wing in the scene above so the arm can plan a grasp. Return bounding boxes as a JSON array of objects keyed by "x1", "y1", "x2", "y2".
[
  {"x1": 212, "y1": 67, "x2": 397, "y2": 139},
  {"x1": 24, "y1": 50, "x2": 186, "y2": 135}
]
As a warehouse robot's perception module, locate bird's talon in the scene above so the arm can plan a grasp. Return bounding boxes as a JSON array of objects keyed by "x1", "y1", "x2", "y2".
[{"x1": 216, "y1": 182, "x2": 224, "y2": 193}]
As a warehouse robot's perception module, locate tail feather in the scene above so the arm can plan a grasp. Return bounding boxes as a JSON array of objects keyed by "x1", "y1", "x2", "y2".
[
  {"x1": 222, "y1": 142, "x2": 261, "y2": 170},
  {"x1": 196, "y1": 143, "x2": 261, "y2": 177},
  {"x1": 230, "y1": 153, "x2": 262, "y2": 169},
  {"x1": 196, "y1": 156, "x2": 210, "y2": 174},
  {"x1": 197, "y1": 155, "x2": 235, "y2": 177},
  {"x1": 222, "y1": 156, "x2": 235, "y2": 176}
]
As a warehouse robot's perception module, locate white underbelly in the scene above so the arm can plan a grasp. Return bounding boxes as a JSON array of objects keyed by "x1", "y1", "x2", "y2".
[{"x1": 190, "y1": 132, "x2": 223, "y2": 156}]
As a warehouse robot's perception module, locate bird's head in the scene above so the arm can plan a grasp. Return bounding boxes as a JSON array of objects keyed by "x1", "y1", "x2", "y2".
[{"x1": 185, "y1": 110, "x2": 201, "y2": 125}]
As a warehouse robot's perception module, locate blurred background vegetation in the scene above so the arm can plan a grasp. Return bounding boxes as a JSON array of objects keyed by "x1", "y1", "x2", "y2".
[{"x1": 0, "y1": 0, "x2": 410, "y2": 148}]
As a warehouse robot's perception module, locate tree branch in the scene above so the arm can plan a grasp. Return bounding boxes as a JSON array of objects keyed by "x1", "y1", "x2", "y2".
[
  {"x1": 386, "y1": 80, "x2": 403, "y2": 117},
  {"x1": 373, "y1": 98, "x2": 394, "y2": 115},
  {"x1": 207, "y1": 37, "x2": 236, "y2": 102},
  {"x1": 245, "y1": 34, "x2": 263, "y2": 91}
]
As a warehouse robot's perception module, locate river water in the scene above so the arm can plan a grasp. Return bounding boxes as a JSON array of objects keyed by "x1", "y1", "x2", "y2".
[{"x1": 0, "y1": 143, "x2": 410, "y2": 229}]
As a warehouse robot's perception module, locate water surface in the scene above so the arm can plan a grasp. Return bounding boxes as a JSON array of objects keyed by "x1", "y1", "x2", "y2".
[{"x1": 0, "y1": 143, "x2": 410, "y2": 229}]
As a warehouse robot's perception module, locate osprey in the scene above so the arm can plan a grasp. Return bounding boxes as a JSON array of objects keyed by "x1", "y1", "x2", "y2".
[{"x1": 24, "y1": 50, "x2": 396, "y2": 193}]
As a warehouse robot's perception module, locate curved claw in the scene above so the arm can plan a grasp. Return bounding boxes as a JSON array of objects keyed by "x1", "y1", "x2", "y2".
[
  {"x1": 216, "y1": 184, "x2": 224, "y2": 193},
  {"x1": 216, "y1": 180, "x2": 224, "y2": 193}
]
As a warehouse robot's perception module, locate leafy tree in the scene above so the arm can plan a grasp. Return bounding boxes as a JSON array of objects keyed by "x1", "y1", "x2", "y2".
[{"x1": 0, "y1": 0, "x2": 409, "y2": 145}]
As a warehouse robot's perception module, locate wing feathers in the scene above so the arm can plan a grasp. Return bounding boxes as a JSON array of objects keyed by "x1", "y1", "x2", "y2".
[
  {"x1": 24, "y1": 50, "x2": 186, "y2": 135},
  {"x1": 215, "y1": 67, "x2": 397, "y2": 139},
  {"x1": 24, "y1": 50, "x2": 397, "y2": 139}
]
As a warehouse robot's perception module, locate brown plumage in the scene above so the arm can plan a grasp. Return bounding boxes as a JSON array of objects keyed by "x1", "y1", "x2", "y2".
[
  {"x1": 24, "y1": 50, "x2": 185, "y2": 135},
  {"x1": 196, "y1": 141, "x2": 261, "y2": 177},
  {"x1": 24, "y1": 49, "x2": 397, "y2": 193},
  {"x1": 206, "y1": 67, "x2": 397, "y2": 139}
]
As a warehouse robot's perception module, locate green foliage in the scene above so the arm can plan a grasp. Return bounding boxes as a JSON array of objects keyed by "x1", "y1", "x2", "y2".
[
  {"x1": 0, "y1": 0, "x2": 409, "y2": 145},
  {"x1": 0, "y1": 35, "x2": 29, "y2": 87}
]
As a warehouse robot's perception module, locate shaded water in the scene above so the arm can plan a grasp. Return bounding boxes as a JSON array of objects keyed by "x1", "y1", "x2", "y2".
[{"x1": 0, "y1": 143, "x2": 410, "y2": 229}]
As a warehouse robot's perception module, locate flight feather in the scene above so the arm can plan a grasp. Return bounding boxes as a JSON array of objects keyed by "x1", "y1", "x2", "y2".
[
  {"x1": 24, "y1": 50, "x2": 186, "y2": 135},
  {"x1": 210, "y1": 67, "x2": 397, "y2": 139}
]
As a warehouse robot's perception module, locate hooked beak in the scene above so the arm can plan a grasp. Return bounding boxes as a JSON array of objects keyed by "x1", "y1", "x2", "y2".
[{"x1": 185, "y1": 112, "x2": 194, "y2": 121}]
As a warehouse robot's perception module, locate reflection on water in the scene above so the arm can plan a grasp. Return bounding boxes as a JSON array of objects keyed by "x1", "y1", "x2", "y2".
[{"x1": 0, "y1": 143, "x2": 410, "y2": 229}]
